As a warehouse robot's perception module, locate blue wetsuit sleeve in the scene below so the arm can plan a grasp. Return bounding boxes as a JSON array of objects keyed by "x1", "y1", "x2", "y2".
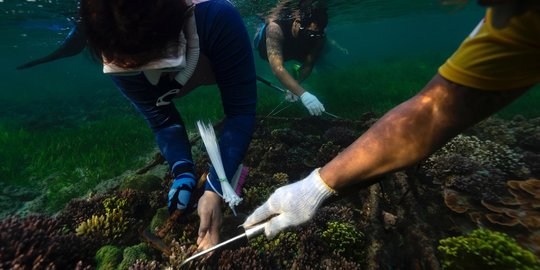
[
  {"x1": 195, "y1": 0, "x2": 257, "y2": 194},
  {"x1": 110, "y1": 73, "x2": 195, "y2": 177}
]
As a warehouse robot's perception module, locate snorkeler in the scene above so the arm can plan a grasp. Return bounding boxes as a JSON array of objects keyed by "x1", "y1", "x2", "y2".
[
  {"x1": 79, "y1": 0, "x2": 257, "y2": 252},
  {"x1": 16, "y1": 22, "x2": 86, "y2": 70},
  {"x1": 254, "y1": 0, "x2": 328, "y2": 116},
  {"x1": 245, "y1": 0, "x2": 540, "y2": 238}
]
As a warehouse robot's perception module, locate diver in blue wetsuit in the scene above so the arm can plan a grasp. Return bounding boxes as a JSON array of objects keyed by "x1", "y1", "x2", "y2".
[
  {"x1": 16, "y1": 22, "x2": 86, "y2": 70},
  {"x1": 79, "y1": 0, "x2": 256, "y2": 252}
]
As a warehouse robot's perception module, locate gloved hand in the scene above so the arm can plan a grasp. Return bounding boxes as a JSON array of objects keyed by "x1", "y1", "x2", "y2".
[
  {"x1": 197, "y1": 191, "x2": 223, "y2": 255},
  {"x1": 300, "y1": 92, "x2": 325, "y2": 116},
  {"x1": 243, "y1": 169, "x2": 336, "y2": 239},
  {"x1": 168, "y1": 176, "x2": 196, "y2": 214},
  {"x1": 285, "y1": 90, "x2": 299, "y2": 102}
]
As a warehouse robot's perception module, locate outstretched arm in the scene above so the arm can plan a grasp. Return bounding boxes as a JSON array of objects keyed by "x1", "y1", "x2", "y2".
[
  {"x1": 266, "y1": 22, "x2": 325, "y2": 115},
  {"x1": 244, "y1": 73, "x2": 529, "y2": 238},
  {"x1": 266, "y1": 22, "x2": 307, "y2": 97},
  {"x1": 16, "y1": 22, "x2": 86, "y2": 70},
  {"x1": 321, "y1": 73, "x2": 528, "y2": 188},
  {"x1": 295, "y1": 38, "x2": 324, "y2": 82}
]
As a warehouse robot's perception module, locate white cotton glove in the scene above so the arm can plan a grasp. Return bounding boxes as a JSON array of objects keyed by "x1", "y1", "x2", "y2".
[
  {"x1": 285, "y1": 90, "x2": 299, "y2": 102},
  {"x1": 300, "y1": 92, "x2": 325, "y2": 116},
  {"x1": 243, "y1": 169, "x2": 336, "y2": 239}
]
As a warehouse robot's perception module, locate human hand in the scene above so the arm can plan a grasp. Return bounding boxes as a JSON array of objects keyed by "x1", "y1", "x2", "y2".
[
  {"x1": 300, "y1": 92, "x2": 325, "y2": 116},
  {"x1": 168, "y1": 176, "x2": 196, "y2": 214},
  {"x1": 197, "y1": 191, "x2": 223, "y2": 255},
  {"x1": 243, "y1": 169, "x2": 336, "y2": 239},
  {"x1": 285, "y1": 90, "x2": 299, "y2": 102}
]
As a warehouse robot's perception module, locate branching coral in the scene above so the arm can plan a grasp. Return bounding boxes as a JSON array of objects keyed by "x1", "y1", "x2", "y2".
[
  {"x1": 427, "y1": 153, "x2": 509, "y2": 202},
  {"x1": 75, "y1": 197, "x2": 129, "y2": 242},
  {"x1": 127, "y1": 259, "x2": 161, "y2": 270},
  {"x1": 241, "y1": 185, "x2": 273, "y2": 211},
  {"x1": 438, "y1": 229, "x2": 540, "y2": 270},
  {"x1": 167, "y1": 240, "x2": 205, "y2": 270},
  {"x1": 270, "y1": 128, "x2": 305, "y2": 145},
  {"x1": 219, "y1": 247, "x2": 271, "y2": 270},
  {"x1": 271, "y1": 172, "x2": 290, "y2": 186},
  {"x1": 321, "y1": 221, "x2": 365, "y2": 260},
  {"x1": 250, "y1": 231, "x2": 299, "y2": 269},
  {"x1": 311, "y1": 205, "x2": 355, "y2": 229},
  {"x1": 302, "y1": 141, "x2": 342, "y2": 168},
  {"x1": 469, "y1": 117, "x2": 517, "y2": 146},
  {"x1": 0, "y1": 215, "x2": 93, "y2": 269},
  {"x1": 291, "y1": 234, "x2": 329, "y2": 269},
  {"x1": 291, "y1": 234, "x2": 361, "y2": 270},
  {"x1": 56, "y1": 192, "x2": 110, "y2": 230},
  {"x1": 322, "y1": 126, "x2": 357, "y2": 147},
  {"x1": 426, "y1": 134, "x2": 526, "y2": 177}
]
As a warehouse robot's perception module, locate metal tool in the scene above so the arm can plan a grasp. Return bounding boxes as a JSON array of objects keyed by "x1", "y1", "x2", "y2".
[
  {"x1": 179, "y1": 222, "x2": 267, "y2": 268},
  {"x1": 256, "y1": 75, "x2": 288, "y2": 94},
  {"x1": 256, "y1": 75, "x2": 341, "y2": 119}
]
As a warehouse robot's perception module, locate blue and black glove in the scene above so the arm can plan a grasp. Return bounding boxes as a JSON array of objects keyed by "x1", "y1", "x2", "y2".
[{"x1": 167, "y1": 162, "x2": 197, "y2": 215}]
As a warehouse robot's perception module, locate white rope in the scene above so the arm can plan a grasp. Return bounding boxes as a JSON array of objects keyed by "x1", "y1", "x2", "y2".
[{"x1": 196, "y1": 121, "x2": 242, "y2": 214}]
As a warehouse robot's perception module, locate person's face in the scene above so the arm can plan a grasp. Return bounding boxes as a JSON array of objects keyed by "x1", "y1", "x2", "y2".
[{"x1": 294, "y1": 20, "x2": 326, "y2": 40}]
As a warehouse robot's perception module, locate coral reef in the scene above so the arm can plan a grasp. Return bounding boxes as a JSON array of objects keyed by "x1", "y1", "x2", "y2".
[
  {"x1": 118, "y1": 243, "x2": 154, "y2": 270},
  {"x1": 443, "y1": 188, "x2": 473, "y2": 214},
  {"x1": 95, "y1": 245, "x2": 123, "y2": 270},
  {"x1": 443, "y1": 178, "x2": 540, "y2": 256},
  {"x1": 425, "y1": 134, "x2": 526, "y2": 177},
  {"x1": 219, "y1": 246, "x2": 271, "y2": 270},
  {"x1": 291, "y1": 234, "x2": 361, "y2": 270},
  {"x1": 75, "y1": 197, "x2": 129, "y2": 243},
  {"x1": 167, "y1": 240, "x2": 205, "y2": 270},
  {"x1": 0, "y1": 215, "x2": 93, "y2": 269},
  {"x1": 2, "y1": 116, "x2": 537, "y2": 269},
  {"x1": 424, "y1": 143, "x2": 521, "y2": 201},
  {"x1": 250, "y1": 231, "x2": 299, "y2": 269},
  {"x1": 304, "y1": 141, "x2": 342, "y2": 168},
  {"x1": 120, "y1": 173, "x2": 163, "y2": 192},
  {"x1": 438, "y1": 229, "x2": 540, "y2": 270},
  {"x1": 322, "y1": 221, "x2": 365, "y2": 260},
  {"x1": 322, "y1": 126, "x2": 357, "y2": 147},
  {"x1": 149, "y1": 207, "x2": 169, "y2": 234},
  {"x1": 56, "y1": 192, "x2": 110, "y2": 230},
  {"x1": 523, "y1": 151, "x2": 540, "y2": 178},
  {"x1": 127, "y1": 259, "x2": 161, "y2": 270}
]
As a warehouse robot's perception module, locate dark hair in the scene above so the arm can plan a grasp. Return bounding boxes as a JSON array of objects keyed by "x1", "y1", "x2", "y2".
[
  {"x1": 80, "y1": 0, "x2": 192, "y2": 68},
  {"x1": 300, "y1": 6, "x2": 328, "y2": 29}
]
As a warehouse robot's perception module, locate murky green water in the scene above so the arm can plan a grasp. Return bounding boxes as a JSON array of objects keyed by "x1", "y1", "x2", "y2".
[{"x1": 0, "y1": 0, "x2": 538, "y2": 214}]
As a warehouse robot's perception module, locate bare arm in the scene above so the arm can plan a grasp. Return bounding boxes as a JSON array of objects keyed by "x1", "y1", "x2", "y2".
[
  {"x1": 296, "y1": 39, "x2": 324, "y2": 82},
  {"x1": 321, "y1": 73, "x2": 529, "y2": 189},
  {"x1": 266, "y1": 22, "x2": 307, "y2": 96}
]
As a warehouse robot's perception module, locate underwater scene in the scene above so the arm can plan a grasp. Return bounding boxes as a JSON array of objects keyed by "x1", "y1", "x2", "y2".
[{"x1": 1, "y1": 0, "x2": 539, "y2": 269}]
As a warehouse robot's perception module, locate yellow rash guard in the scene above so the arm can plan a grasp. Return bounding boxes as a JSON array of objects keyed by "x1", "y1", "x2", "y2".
[{"x1": 439, "y1": 8, "x2": 540, "y2": 90}]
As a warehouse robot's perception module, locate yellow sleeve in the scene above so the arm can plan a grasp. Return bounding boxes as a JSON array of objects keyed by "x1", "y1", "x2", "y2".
[{"x1": 439, "y1": 8, "x2": 540, "y2": 91}]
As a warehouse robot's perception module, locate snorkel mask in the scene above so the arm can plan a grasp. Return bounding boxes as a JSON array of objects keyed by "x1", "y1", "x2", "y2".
[
  {"x1": 297, "y1": 4, "x2": 327, "y2": 41},
  {"x1": 298, "y1": 24, "x2": 326, "y2": 40},
  {"x1": 102, "y1": 4, "x2": 199, "y2": 86}
]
